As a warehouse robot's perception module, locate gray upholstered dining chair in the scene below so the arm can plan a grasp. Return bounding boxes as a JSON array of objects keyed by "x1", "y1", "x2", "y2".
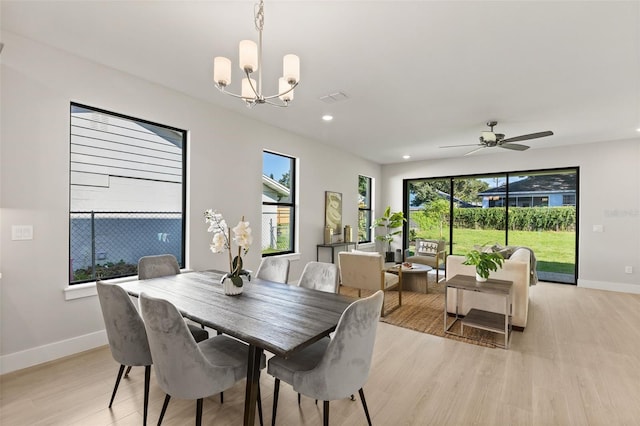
[
  {"x1": 138, "y1": 253, "x2": 181, "y2": 279},
  {"x1": 138, "y1": 254, "x2": 209, "y2": 342},
  {"x1": 255, "y1": 257, "x2": 290, "y2": 283},
  {"x1": 139, "y1": 292, "x2": 265, "y2": 426},
  {"x1": 96, "y1": 281, "x2": 152, "y2": 426},
  {"x1": 268, "y1": 290, "x2": 384, "y2": 426},
  {"x1": 297, "y1": 261, "x2": 339, "y2": 293}
]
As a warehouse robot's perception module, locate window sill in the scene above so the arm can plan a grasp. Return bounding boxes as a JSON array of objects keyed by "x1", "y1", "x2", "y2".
[
  {"x1": 268, "y1": 252, "x2": 301, "y2": 262},
  {"x1": 63, "y1": 269, "x2": 194, "y2": 300},
  {"x1": 356, "y1": 242, "x2": 375, "y2": 250}
]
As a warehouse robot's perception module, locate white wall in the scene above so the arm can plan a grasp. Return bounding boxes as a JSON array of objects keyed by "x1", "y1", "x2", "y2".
[
  {"x1": 381, "y1": 139, "x2": 640, "y2": 292},
  {"x1": 0, "y1": 32, "x2": 381, "y2": 373}
]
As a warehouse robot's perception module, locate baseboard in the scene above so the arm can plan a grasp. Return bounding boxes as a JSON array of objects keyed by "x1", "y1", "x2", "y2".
[
  {"x1": 0, "y1": 330, "x2": 108, "y2": 375},
  {"x1": 578, "y1": 279, "x2": 640, "y2": 294}
]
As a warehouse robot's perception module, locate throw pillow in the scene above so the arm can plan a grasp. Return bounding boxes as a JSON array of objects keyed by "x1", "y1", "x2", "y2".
[{"x1": 417, "y1": 240, "x2": 439, "y2": 255}]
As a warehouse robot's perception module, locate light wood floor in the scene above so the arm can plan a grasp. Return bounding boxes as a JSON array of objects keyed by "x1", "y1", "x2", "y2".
[{"x1": 2, "y1": 282, "x2": 640, "y2": 425}]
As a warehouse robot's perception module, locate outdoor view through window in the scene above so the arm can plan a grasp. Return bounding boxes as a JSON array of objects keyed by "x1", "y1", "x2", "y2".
[
  {"x1": 405, "y1": 168, "x2": 577, "y2": 284},
  {"x1": 262, "y1": 151, "x2": 295, "y2": 255},
  {"x1": 69, "y1": 104, "x2": 186, "y2": 284}
]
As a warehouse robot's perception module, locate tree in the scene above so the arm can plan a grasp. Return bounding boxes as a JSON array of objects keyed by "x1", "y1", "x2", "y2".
[
  {"x1": 412, "y1": 198, "x2": 449, "y2": 238},
  {"x1": 410, "y1": 178, "x2": 489, "y2": 207},
  {"x1": 278, "y1": 172, "x2": 290, "y2": 188}
]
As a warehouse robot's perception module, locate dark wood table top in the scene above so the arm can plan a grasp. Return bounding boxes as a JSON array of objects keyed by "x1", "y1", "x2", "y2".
[
  {"x1": 446, "y1": 274, "x2": 513, "y2": 295},
  {"x1": 118, "y1": 270, "x2": 356, "y2": 357}
]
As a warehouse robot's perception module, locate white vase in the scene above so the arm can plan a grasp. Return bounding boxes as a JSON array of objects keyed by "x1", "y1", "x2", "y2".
[
  {"x1": 475, "y1": 272, "x2": 487, "y2": 282},
  {"x1": 222, "y1": 275, "x2": 247, "y2": 296}
]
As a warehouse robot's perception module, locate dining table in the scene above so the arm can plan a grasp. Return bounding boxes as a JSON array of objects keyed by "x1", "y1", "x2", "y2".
[{"x1": 117, "y1": 270, "x2": 355, "y2": 425}]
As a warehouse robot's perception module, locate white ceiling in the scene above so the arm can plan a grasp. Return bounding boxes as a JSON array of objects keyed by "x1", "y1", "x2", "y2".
[{"x1": 2, "y1": 0, "x2": 639, "y2": 164}]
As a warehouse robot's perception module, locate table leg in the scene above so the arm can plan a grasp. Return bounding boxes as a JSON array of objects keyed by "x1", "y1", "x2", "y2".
[
  {"x1": 244, "y1": 345, "x2": 264, "y2": 426},
  {"x1": 504, "y1": 296, "x2": 509, "y2": 349},
  {"x1": 443, "y1": 285, "x2": 448, "y2": 333}
]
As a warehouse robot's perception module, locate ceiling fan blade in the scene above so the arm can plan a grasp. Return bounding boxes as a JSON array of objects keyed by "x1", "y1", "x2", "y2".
[
  {"x1": 500, "y1": 143, "x2": 530, "y2": 151},
  {"x1": 502, "y1": 130, "x2": 553, "y2": 143},
  {"x1": 464, "y1": 146, "x2": 486, "y2": 156},
  {"x1": 439, "y1": 143, "x2": 483, "y2": 149}
]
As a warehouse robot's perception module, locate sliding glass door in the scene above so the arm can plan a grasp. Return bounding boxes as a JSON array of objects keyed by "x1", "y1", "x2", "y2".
[
  {"x1": 451, "y1": 174, "x2": 506, "y2": 256},
  {"x1": 404, "y1": 168, "x2": 577, "y2": 284},
  {"x1": 504, "y1": 169, "x2": 577, "y2": 284}
]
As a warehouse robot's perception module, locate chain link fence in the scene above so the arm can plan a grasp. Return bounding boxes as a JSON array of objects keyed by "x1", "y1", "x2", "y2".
[{"x1": 70, "y1": 211, "x2": 183, "y2": 283}]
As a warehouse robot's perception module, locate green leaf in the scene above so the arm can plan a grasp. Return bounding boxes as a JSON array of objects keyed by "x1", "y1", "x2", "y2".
[{"x1": 230, "y1": 276, "x2": 244, "y2": 287}]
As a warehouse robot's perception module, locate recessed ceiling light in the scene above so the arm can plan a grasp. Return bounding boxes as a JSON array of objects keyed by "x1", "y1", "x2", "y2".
[
  {"x1": 636, "y1": 127, "x2": 640, "y2": 132},
  {"x1": 402, "y1": 155, "x2": 411, "y2": 160},
  {"x1": 322, "y1": 115, "x2": 333, "y2": 121}
]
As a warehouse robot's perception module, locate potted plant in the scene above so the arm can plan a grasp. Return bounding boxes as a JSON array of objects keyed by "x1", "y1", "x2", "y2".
[
  {"x1": 371, "y1": 206, "x2": 406, "y2": 262},
  {"x1": 463, "y1": 248, "x2": 504, "y2": 282}
]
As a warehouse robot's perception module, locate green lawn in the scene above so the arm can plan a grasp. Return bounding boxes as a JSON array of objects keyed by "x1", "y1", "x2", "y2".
[{"x1": 415, "y1": 228, "x2": 575, "y2": 274}]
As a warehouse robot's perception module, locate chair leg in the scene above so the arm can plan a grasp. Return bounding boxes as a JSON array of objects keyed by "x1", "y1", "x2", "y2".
[
  {"x1": 271, "y1": 378, "x2": 280, "y2": 426},
  {"x1": 220, "y1": 392, "x2": 223, "y2": 404},
  {"x1": 257, "y1": 382, "x2": 263, "y2": 426},
  {"x1": 195, "y1": 398, "x2": 203, "y2": 426},
  {"x1": 158, "y1": 394, "x2": 171, "y2": 425},
  {"x1": 143, "y1": 366, "x2": 151, "y2": 426},
  {"x1": 124, "y1": 365, "x2": 132, "y2": 377},
  {"x1": 323, "y1": 401, "x2": 330, "y2": 426},
  {"x1": 108, "y1": 365, "x2": 126, "y2": 408},
  {"x1": 297, "y1": 393, "x2": 301, "y2": 405},
  {"x1": 358, "y1": 388, "x2": 372, "y2": 426}
]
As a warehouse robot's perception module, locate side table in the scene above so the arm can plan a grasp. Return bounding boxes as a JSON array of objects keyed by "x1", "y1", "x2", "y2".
[
  {"x1": 316, "y1": 242, "x2": 357, "y2": 264},
  {"x1": 444, "y1": 274, "x2": 513, "y2": 349}
]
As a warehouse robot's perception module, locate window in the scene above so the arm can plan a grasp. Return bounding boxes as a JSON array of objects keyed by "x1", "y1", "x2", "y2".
[
  {"x1": 69, "y1": 103, "x2": 186, "y2": 284},
  {"x1": 262, "y1": 151, "x2": 296, "y2": 255},
  {"x1": 405, "y1": 168, "x2": 578, "y2": 284},
  {"x1": 358, "y1": 175, "x2": 373, "y2": 243}
]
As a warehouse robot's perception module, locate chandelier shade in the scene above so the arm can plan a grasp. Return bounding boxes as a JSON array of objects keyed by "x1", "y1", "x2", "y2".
[{"x1": 213, "y1": 0, "x2": 300, "y2": 108}]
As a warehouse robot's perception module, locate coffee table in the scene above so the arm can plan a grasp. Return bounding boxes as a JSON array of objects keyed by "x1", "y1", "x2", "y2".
[
  {"x1": 385, "y1": 263, "x2": 433, "y2": 293},
  {"x1": 444, "y1": 274, "x2": 513, "y2": 349}
]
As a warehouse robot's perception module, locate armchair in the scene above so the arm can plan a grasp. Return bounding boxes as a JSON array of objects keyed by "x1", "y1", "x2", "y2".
[
  {"x1": 338, "y1": 251, "x2": 402, "y2": 316},
  {"x1": 405, "y1": 239, "x2": 447, "y2": 283}
]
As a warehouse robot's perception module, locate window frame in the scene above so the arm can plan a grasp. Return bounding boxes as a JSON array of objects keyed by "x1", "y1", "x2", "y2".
[
  {"x1": 358, "y1": 175, "x2": 373, "y2": 243},
  {"x1": 69, "y1": 102, "x2": 187, "y2": 285},
  {"x1": 261, "y1": 150, "x2": 296, "y2": 257}
]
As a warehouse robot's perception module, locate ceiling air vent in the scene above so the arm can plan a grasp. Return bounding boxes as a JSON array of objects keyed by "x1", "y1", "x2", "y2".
[{"x1": 319, "y1": 92, "x2": 349, "y2": 104}]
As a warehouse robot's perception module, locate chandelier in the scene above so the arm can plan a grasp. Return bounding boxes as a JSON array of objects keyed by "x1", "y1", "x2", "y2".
[{"x1": 213, "y1": 0, "x2": 300, "y2": 108}]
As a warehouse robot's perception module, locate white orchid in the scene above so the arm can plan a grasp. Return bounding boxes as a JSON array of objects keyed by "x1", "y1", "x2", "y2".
[
  {"x1": 233, "y1": 220, "x2": 253, "y2": 250},
  {"x1": 204, "y1": 209, "x2": 252, "y2": 286}
]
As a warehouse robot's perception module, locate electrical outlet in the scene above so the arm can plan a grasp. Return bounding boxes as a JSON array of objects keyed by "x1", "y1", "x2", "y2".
[{"x1": 625, "y1": 266, "x2": 633, "y2": 274}]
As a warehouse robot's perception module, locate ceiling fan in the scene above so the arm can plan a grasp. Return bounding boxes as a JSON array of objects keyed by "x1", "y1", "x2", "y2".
[{"x1": 440, "y1": 121, "x2": 554, "y2": 156}]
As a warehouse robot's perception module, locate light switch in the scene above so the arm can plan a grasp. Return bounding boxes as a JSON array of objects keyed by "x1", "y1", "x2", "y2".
[
  {"x1": 592, "y1": 224, "x2": 603, "y2": 233},
  {"x1": 12, "y1": 225, "x2": 33, "y2": 240}
]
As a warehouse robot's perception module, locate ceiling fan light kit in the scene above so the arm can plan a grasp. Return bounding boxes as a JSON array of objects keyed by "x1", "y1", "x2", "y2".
[
  {"x1": 213, "y1": 0, "x2": 300, "y2": 108},
  {"x1": 440, "y1": 120, "x2": 554, "y2": 155}
]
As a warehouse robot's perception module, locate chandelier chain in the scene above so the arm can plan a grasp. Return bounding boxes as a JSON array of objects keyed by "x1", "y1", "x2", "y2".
[{"x1": 254, "y1": 1, "x2": 264, "y2": 32}]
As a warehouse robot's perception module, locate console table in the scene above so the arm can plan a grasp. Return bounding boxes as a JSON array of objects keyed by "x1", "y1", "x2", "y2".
[
  {"x1": 444, "y1": 274, "x2": 513, "y2": 349},
  {"x1": 316, "y1": 242, "x2": 357, "y2": 263}
]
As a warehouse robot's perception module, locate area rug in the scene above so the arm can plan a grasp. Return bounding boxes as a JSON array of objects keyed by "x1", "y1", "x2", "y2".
[{"x1": 340, "y1": 280, "x2": 500, "y2": 348}]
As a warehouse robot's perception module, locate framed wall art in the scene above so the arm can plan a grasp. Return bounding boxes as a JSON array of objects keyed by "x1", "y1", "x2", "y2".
[{"x1": 324, "y1": 191, "x2": 342, "y2": 235}]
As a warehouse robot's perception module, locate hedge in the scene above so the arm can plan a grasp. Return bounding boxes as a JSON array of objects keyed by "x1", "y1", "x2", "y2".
[{"x1": 448, "y1": 206, "x2": 576, "y2": 232}]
